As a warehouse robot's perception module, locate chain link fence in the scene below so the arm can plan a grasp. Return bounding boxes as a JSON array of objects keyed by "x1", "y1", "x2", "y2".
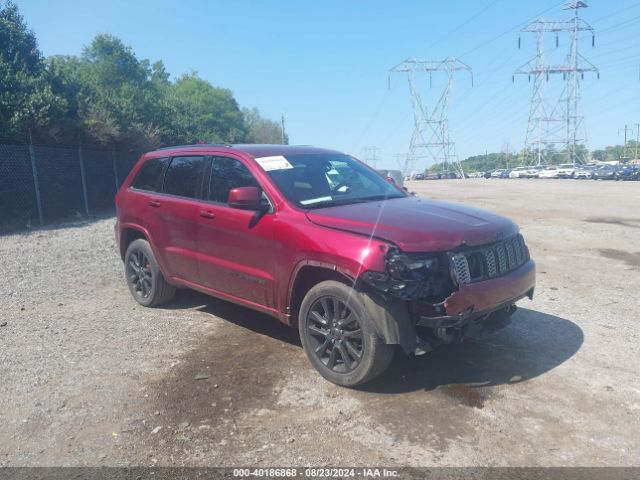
[{"x1": 0, "y1": 143, "x2": 141, "y2": 232}]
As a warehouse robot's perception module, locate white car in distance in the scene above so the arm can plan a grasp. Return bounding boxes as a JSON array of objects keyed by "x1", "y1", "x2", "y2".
[
  {"x1": 574, "y1": 165, "x2": 596, "y2": 179},
  {"x1": 556, "y1": 163, "x2": 577, "y2": 178},
  {"x1": 525, "y1": 165, "x2": 546, "y2": 178},
  {"x1": 538, "y1": 166, "x2": 560, "y2": 179},
  {"x1": 509, "y1": 166, "x2": 528, "y2": 178}
]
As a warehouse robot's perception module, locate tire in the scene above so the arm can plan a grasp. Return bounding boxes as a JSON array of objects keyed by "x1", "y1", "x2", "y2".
[
  {"x1": 124, "y1": 238, "x2": 175, "y2": 307},
  {"x1": 298, "y1": 280, "x2": 395, "y2": 387}
]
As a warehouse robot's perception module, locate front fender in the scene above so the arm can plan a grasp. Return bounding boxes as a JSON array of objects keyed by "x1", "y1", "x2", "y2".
[{"x1": 359, "y1": 290, "x2": 417, "y2": 354}]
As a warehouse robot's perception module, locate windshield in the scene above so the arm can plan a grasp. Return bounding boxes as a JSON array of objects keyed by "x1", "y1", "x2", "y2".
[{"x1": 259, "y1": 153, "x2": 405, "y2": 209}]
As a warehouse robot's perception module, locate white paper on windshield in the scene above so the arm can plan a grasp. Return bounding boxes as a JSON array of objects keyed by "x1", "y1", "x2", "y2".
[
  {"x1": 254, "y1": 155, "x2": 293, "y2": 172},
  {"x1": 300, "y1": 196, "x2": 332, "y2": 205}
]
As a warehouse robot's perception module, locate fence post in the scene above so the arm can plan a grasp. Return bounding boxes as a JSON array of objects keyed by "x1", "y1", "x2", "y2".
[
  {"x1": 112, "y1": 148, "x2": 119, "y2": 191},
  {"x1": 28, "y1": 129, "x2": 44, "y2": 226},
  {"x1": 78, "y1": 140, "x2": 90, "y2": 216}
]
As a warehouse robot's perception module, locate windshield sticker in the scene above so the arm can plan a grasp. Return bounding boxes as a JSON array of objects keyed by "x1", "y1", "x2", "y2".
[
  {"x1": 300, "y1": 196, "x2": 332, "y2": 205},
  {"x1": 254, "y1": 155, "x2": 293, "y2": 172}
]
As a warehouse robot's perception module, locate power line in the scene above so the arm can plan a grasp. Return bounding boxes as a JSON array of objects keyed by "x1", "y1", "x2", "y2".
[
  {"x1": 353, "y1": 89, "x2": 391, "y2": 151},
  {"x1": 458, "y1": 0, "x2": 567, "y2": 59},
  {"x1": 362, "y1": 146, "x2": 381, "y2": 168},
  {"x1": 589, "y1": 0, "x2": 640, "y2": 24},
  {"x1": 598, "y1": 12, "x2": 640, "y2": 33},
  {"x1": 422, "y1": 0, "x2": 503, "y2": 56}
]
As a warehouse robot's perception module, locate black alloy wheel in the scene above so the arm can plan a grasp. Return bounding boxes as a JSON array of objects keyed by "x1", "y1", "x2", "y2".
[
  {"x1": 126, "y1": 249, "x2": 153, "y2": 299},
  {"x1": 305, "y1": 296, "x2": 364, "y2": 373}
]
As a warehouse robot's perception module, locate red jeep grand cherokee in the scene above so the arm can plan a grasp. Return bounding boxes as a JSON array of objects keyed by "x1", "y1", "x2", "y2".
[{"x1": 115, "y1": 144, "x2": 535, "y2": 386}]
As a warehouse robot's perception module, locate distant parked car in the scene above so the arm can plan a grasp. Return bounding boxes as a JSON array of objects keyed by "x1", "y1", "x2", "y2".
[
  {"x1": 500, "y1": 169, "x2": 511, "y2": 179},
  {"x1": 556, "y1": 163, "x2": 577, "y2": 178},
  {"x1": 378, "y1": 169, "x2": 405, "y2": 187},
  {"x1": 574, "y1": 165, "x2": 596, "y2": 179},
  {"x1": 491, "y1": 169, "x2": 505, "y2": 178},
  {"x1": 509, "y1": 166, "x2": 528, "y2": 178},
  {"x1": 592, "y1": 164, "x2": 619, "y2": 180},
  {"x1": 538, "y1": 166, "x2": 560, "y2": 179},
  {"x1": 614, "y1": 165, "x2": 640, "y2": 181},
  {"x1": 412, "y1": 173, "x2": 425, "y2": 180},
  {"x1": 483, "y1": 170, "x2": 493, "y2": 179},
  {"x1": 525, "y1": 165, "x2": 546, "y2": 178}
]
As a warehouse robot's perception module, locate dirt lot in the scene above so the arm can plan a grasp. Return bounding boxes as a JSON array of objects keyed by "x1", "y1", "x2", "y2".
[{"x1": 1, "y1": 179, "x2": 639, "y2": 467}]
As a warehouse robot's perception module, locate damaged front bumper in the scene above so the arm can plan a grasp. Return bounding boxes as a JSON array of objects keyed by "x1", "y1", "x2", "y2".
[
  {"x1": 359, "y1": 258, "x2": 536, "y2": 354},
  {"x1": 411, "y1": 258, "x2": 536, "y2": 329}
]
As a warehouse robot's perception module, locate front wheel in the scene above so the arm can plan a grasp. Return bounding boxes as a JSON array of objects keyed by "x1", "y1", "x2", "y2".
[{"x1": 298, "y1": 281, "x2": 395, "y2": 387}]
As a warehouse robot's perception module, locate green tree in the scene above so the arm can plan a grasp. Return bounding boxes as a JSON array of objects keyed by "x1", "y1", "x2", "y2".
[
  {"x1": 167, "y1": 73, "x2": 247, "y2": 144},
  {"x1": 0, "y1": 1, "x2": 65, "y2": 143},
  {"x1": 79, "y1": 34, "x2": 164, "y2": 148},
  {"x1": 1, "y1": 4, "x2": 288, "y2": 149},
  {"x1": 242, "y1": 107, "x2": 287, "y2": 144}
]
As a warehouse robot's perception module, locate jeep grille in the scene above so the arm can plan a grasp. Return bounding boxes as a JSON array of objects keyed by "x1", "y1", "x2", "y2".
[{"x1": 450, "y1": 234, "x2": 529, "y2": 285}]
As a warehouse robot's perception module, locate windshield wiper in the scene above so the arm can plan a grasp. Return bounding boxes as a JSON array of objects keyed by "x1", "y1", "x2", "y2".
[
  {"x1": 303, "y1": 194, "x2": 403, "y2": 209},
  {"x1": 303, "y1": 198, "x2": 352, "y2": 209},
  {"x1": 352, "y1": 194, "x2": 404, "y2": 202}
]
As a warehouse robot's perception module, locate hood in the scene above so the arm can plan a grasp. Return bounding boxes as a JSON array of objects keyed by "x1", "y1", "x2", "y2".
[{"x1": 305, "y1": 196, "x2": 519, "y2": 252}]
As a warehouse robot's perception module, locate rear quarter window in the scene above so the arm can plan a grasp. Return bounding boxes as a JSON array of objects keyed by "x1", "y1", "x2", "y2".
[{"x1": 130, "y1": 157, "x2": 169, "y2": 192}]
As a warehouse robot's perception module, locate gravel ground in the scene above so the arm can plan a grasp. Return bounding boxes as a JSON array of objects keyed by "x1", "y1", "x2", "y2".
[{"x1": 0, "y1": 179, "x2": 638, "y2": 467}]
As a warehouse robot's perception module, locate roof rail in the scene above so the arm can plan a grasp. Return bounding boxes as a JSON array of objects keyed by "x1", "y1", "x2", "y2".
[{"x1": 155, "y1": 143, "x2": 233, "y2": 151}]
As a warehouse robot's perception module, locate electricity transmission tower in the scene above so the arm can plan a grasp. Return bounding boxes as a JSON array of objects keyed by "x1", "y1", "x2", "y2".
[
  {"x1": 390, "y1": 58, "x2": 472, "y2": 176},
  {"x1": 514, "y1": 1, "x2": 598, "y2": 165},
  {"x1": 362, "y1": 146, "x2": 380, "y2": 168}
]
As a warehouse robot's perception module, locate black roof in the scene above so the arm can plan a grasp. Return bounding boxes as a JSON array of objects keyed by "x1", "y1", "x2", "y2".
[{"x1": 149, "y1": 144, "x2": 344, "y2": 158}]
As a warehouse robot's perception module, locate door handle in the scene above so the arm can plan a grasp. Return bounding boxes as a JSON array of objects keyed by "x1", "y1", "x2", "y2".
[
  {"x1": 148, "y1": 200, "x2": 161, "y2": 208},
  {"x1": 199, "y1": 210, "x2": 216, "y2": 219}
]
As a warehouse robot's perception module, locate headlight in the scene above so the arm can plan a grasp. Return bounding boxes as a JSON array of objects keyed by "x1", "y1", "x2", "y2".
[
  {"x1": 360, "y1": 247, "x2": 446, "y2": 301},
  {"x1": 386, "y1": 248, "x2": 437, "y2": 282}
]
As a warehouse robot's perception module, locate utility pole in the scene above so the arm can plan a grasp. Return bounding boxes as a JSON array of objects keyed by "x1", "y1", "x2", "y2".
[
  {"x1": 363, "y1": 146, "x2": 380, "y2": 168},
  {"x1": 514, "y1": 1, "x2": 598, "y2": 165},
  {"x1": 390, "y1": 57, "x2": 472, "y2": 177},
  {"x1": 502, "y1": 142, "x2": 510, "y2": 169},
  {"x1": 280, "y1": 114, "x2": 287, "y2": 144},
  {"x1": 619, "y1": 125, "x2": 629, "y2": 159},
  {"x1": 635, "y1": 123, "x2": 640, "y2": 160}
]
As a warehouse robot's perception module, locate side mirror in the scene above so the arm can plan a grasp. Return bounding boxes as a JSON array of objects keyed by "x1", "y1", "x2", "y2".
[{"x1": 227, "y1": 186, "x2": 265, "y2": 210}]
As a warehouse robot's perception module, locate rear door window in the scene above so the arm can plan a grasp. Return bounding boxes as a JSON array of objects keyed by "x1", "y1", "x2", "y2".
[
  {"x1": 163, "y1": 156, "x2": 206, "y2": 199},
  {"x1": 130, "y1": 157, "x2": 169, "y2": 192}
]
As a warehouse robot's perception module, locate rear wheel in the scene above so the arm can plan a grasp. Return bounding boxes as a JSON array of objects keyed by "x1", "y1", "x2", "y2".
[
  {"x1": 124, "y1": 238, "x2": 175, "y2": 307},
  {"x1": 298, "y1": 280, "x2": 394, "y2": 387}
]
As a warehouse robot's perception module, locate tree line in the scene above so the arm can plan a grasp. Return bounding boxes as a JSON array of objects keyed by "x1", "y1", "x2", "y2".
[{"x1": 0, "y1": 1, "x2": 286, "y2": 150}]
